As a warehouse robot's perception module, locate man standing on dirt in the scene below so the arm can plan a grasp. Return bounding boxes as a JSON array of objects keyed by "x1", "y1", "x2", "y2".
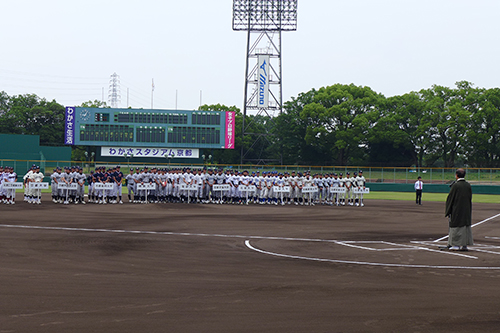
[
  {"x1": 415, "y1": 176, "x2": 423, "y2": 205},
  {"x1": 444, "y1": 168, "x2": 473, "y2": 251}
]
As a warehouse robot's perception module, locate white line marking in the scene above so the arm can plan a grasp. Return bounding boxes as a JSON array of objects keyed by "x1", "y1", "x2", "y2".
[
  {"x1": 485, "y1": 236, "x2": 500, "y2": 240},
  {"x1": 244, "y1": 240, "x2": 500, "y2": 270},
  {"x1": 434, "y1": 213, "x2": 500, "y2": 242},
  {"x1": 471, "y1": 248, "x2": 500, "y2": 255},
  {"x1": 394, "y1": 241, "x2": 478, "y2": 259},
  {"x1": 0, "y1": 223, "x2": 493, "y2": 267}
]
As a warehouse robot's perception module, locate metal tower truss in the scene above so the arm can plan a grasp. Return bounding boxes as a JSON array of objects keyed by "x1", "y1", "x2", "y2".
[
  {"x1": 233, "y1": 0, "x2": 298, "y2": 165},
  {"x1": 108, "y1": 72, "x2": 121, "y2": 108}
]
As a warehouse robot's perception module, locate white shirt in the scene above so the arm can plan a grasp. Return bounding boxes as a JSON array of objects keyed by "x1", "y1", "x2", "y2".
[{"x1": 414, "y1": 180, "x2": 423, "y2": 190}]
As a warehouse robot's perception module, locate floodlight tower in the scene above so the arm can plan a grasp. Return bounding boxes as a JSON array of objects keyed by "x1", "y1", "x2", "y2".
[
  {"x1": 108, "y1": 72, "x2": 121, "y2": 108},
  {"x1": 233, "y1": 0, "x2": 298, "y2": 164}
]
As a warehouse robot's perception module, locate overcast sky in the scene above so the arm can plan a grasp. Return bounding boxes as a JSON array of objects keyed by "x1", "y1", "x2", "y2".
[{"x1": 1, "y1": 0, "x2": 499, "y2": 111}]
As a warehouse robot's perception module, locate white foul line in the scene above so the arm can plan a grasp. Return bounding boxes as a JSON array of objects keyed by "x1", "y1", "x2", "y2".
[
  {"x1": 0, "y1": 223, "x2": 495, "y2": 268},
  {"x1": 244, "y1": 241, "x2": 500, "y2": 270},
  {"x1": 434, "y1": 213, "x2": 500, "y2": 242}
]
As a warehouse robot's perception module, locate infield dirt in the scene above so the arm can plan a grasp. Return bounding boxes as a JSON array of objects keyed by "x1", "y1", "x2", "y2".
[{"x1": 1, "y1": 195, "x2": 500, "y2": 332}]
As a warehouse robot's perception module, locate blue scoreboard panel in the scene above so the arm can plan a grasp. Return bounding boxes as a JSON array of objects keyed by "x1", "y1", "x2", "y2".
[{"x1": 64, "y1": 107, "x2": 235, "y2": 149}]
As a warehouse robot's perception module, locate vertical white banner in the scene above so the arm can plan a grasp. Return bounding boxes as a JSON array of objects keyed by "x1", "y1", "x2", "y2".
[{"x1": 258, "y1": 55, "x2": 270, "y2": 108}]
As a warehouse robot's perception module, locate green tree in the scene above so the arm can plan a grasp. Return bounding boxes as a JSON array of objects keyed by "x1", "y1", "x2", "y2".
[
  {"x1": 421, "y1": 83, "x2": 472, "y2": 167},
  {"x1": 298, "y1": 84, "x2": 383, "y2": 165},
  {"x1": 80, "y1": 100, "x2": 109, "y2": 108},
  {"x1": 466, "y1": 87, "x2": 500, "y2": 167},
  {"x1": 0, "y1": 93, "x2": 65, "y2": 146}
]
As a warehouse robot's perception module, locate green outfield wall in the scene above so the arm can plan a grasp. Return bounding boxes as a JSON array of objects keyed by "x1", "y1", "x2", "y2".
[{"x1": 367, "y1": 183, "x2": 500, "y2": 195}]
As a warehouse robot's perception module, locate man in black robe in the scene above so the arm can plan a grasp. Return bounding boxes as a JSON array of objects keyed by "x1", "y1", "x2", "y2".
[{"x1": 444, "y1": 168, "x2": 473, "y2": 251}]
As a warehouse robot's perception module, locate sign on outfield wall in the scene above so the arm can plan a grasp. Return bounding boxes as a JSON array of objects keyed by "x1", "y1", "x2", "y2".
[{"x1": 101, "y1": 147, "x2": 199, "y2": 159}]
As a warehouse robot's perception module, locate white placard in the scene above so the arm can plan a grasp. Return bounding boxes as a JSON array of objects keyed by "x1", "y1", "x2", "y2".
[
  {"x1": 28, "y1": 182, "x2": 49, "y2": 189},
  {"x1": 213, "y1": 184, "x2": 231, "y2": 191},
  {"x1": 180, "y1": 184, "x2": 198, "y2": 191},
  {"x1": 55, "y1": 183, "x2": 78, "y2": 190},
  {"x1": 301, "y1": 186, "x2": 318, "y2": 193},
  {"x1": 3, "y1": 182, "x2": 24, "y2": 189},
  {"x1": 273, "y1": 186, "x2": 290, "y2": 193},
  {"x1": 137, "y1": 183, "x2": 156, "y2": 190},
  {"x1": 353, "y1": 188, "x2": 370, "y2": 194},
  {"x1": 330, "y1": 187, "x2": 346, "y2": 193},
  {"x1": 94, "y1": 183, "x2": 114, "y2": 190},
  {"x1": 239, "y1": 185, "x2": 257, "y2": 192}
]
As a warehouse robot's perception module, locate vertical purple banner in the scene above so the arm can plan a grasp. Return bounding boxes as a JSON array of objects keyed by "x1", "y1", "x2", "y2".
[
  {"x1": 64, "y1": 106, "x2": 76, "y2": 145},
  {"x1": 225, "y1": 111, "x2": 235, "y2": 149}
]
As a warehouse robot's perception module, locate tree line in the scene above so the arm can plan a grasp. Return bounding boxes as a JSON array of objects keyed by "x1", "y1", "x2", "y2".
[{"x1": 1, "y1": 80, "x2": 499, "y2": 167}]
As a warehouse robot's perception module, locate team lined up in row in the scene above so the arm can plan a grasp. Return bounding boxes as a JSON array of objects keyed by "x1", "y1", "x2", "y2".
[
  {"x1": 45, "y1": 166, "x2": 367, "y2": 206},
  {"x1": 1, "y1": 165, "x2": 368, "y2": 206}
]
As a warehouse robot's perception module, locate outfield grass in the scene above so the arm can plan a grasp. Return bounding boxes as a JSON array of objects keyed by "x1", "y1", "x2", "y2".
[{"x1": 368, "y1": 191, "x2": 500, "y2": 204}]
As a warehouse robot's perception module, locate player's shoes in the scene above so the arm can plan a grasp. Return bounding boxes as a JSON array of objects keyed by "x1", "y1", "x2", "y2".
[
  {"x1": 449, "y1": 246, "x2": 461, "y2": 251},
  {"x1": 119, "y1": 200, "x2": 123, "y2": 204},
  {"x1": 64, "y1": 201, "x2": 69, "y2": 205},
  {"x1": 360, "y1": 203, "x2": 364, "y2": 207},
  {"x1": 355, "y1": 203, "x2": 359, "y2": 207}
]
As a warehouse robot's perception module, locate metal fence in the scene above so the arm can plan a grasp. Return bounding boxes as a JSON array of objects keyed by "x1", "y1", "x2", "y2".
[{"x1": 2, "y1": 159, "x2": 500, "y2": 185}]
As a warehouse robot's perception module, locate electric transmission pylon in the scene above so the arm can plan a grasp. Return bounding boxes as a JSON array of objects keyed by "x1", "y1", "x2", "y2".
[{"x1": 108, "y1": 72, "x2": 121, "y2": 108}]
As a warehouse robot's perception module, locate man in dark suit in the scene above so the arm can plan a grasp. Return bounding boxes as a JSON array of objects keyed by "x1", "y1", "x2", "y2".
[{"x1": 444, "y1": 168, "x2": 473, "y2": 251}]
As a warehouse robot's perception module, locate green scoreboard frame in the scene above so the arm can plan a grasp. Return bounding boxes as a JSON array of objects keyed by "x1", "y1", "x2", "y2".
[{"x1": 64, "y1": 107, "x2": 235, "y2": 149}]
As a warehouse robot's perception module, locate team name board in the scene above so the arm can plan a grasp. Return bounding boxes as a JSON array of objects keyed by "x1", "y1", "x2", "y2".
[
  {"x1": 273, "y1": 186, "x2": 290, "y2": 193},
  {"x1": 94, "y1": 183, "x2": 114, "y2": 190},
  {"x1": 301, "y1": 186, "x2": 318, "y2": 193},
  {"x1": 213, "y1": 184, "x2": 231, "y2": 191},
  {"x1": 3, "y1": 182, "x2": 24, "y2": 189},
  {"x1": 28, "y1": 182, "x2": 49, "y2": 190},
  {"x1": 330, "y1": 187, "x2": 346, "y2": 193},
  {"x1": 56, "y1": 183, "x2": 77, "y2": 190},
  {"x1": 353, "y1": 188, "x2": 370, "y2": 194},
  {"x1": 239, "y1": 185, "x2": 257, "y2": 192},
  {"x1": 180, "y1": 184, "x2": 198, "y2": 191},
  {"x1": 137, "y1": 183, "x2": 156, "y2": 190}
]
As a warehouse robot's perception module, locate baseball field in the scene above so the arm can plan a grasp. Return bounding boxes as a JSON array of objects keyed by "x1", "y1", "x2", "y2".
[{"x1": 2, "y1": 194, "x2": 500, "y2": 332}]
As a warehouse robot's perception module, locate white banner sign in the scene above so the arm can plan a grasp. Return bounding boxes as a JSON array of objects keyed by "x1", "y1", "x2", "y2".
[
  {"x1": 353, "y1": 188, "x2": 370, "y2": 194},
  {"x1": 57, "y1": 183, "x2": 78, "y2": 190},
  {"x1": 94, "y1": 183, "x2": 114, "y2": 190},
  {"x1": 330, "y1": 187, "x2": 346, "y2": 193},
  {"x1": 180, "y1": 184, "x2": 198, "y2": 191},
  {"x1": 213, "y1": 184, "x2": 231, "y2": 191},
  {"x1": 257, "y1": 55, "x2": 270, "y2": 108},
  {"x1": 28, "y1": 182, "x2": 49, "y2": 189},
  {"x1": 273, "y1": 186, "x2": 290, "y2": 193},
  {"x1": 137, "y1": 183, "x2": 156, "y2": 190},
  {"x1": 239, "y1": 185, "x2": 256, "y2": 192},
  {"x1": 3, "y1": 182, "x2": 24, "y2": 189},
  {"x1": 101, "y1": 147, "x2": 199, "y2": 159},
  {"x1": 301, "y1": 186, "x2": 318, "y2": 193}
]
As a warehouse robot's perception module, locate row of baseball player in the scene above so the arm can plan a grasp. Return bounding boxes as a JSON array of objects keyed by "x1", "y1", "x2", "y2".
[
  {"x1": 44, "y1": 166, "x2": 367, "y2": 206},
  {"x1": 0, "y1": 166, "x2": 19, "y2": 204}
]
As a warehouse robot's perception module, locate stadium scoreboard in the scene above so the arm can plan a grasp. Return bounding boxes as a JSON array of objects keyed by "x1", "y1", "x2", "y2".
[{"x1": 64, "y1": 107, "x2": 235, "y2": 150}]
